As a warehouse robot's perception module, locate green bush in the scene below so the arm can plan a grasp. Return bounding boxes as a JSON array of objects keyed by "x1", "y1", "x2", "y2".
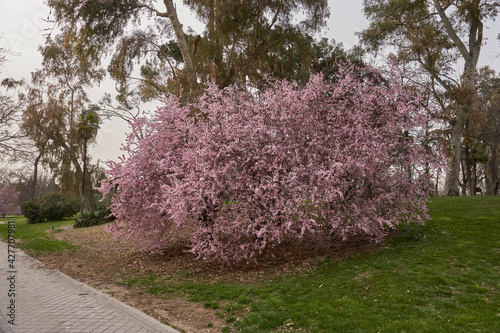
[
  {"x1": 40, "y1": 193, "x2": 79, "y2": 221},
  {"x1": 74, "y1": 202, "x2": 115, "y2": 228},
  {"x1": 20, "y1": 193, "x2": 80, "y2": 224},
  {"x1": 20, "y1": 200, "x2": 43, "y2": 224}
]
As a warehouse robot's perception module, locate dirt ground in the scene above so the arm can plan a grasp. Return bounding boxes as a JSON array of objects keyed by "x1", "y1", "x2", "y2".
[{"x1": 34, "y1": 224, "x2": 382, "y2": 333}]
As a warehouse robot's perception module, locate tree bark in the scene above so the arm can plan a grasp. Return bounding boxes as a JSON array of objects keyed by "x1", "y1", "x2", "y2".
[
  {"x1": 445, "y1": 103, "x2": 467, "y2": 196},
  {"x1": 163, "y1": 0, "x2": 198, "y2": 96},
  {"x1": 435, "y1": 169, "x2": 439, "y2": 196},
  {"x1": 81, "y1": 137, "x2": 87, "y2": 214},
  {"x1": 473, "y1": 162, "x2": 478, "y2": 193},
  {"x1": 485, "y1": 144, "x2": 499, "y2": 195},
  {"x1": 459, "y1": 155, "x2": 467, "y2": 196},
  {"x1": 31, "y1": 152, "x2": 42, "y2": 200},
  {"x1": 465, "y1": 145, "x2": 475, "y2": 196},
  {"x1": 435, "y1": 0, "x2": 482, "y2": 196}
]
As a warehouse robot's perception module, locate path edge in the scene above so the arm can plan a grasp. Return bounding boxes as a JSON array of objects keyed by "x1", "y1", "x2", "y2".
[{"x1": 0, "y1": 241, "x2": 180, "y2": 333}]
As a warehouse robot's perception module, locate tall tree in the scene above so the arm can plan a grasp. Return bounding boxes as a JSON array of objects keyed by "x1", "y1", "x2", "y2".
[
  {"x1": 21, "y1": 30, "x2": 105, "y2": 206},
  {"x1": 474, "y1": 66, "x2": 500, "y2": 195},
  {"x1": 46, "y1": 0, "x2": 329, "y2": 99},
  {"x1": 0, "y1": 47, "x2": 29, "y2": 162},
  {"x1": 360, "y1": 0, "x2": 499, "y2": 196},
  {"x1": 0, "y1": 79, "x2": 26, "y2": 161},
  {"x1": 76, "y1": 108, "x2": 100, "y2": 212},
  {"x1": 1, "y1": 45, "x2": 49, "y2": 195}
]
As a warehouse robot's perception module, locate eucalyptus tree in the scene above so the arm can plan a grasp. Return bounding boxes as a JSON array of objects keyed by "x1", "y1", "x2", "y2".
[
  {"x1": 46, "y1": 0, "x2": 329, "y2": 100},
  {"x1": 360, "y1": 0, "x2": 500, "y2": 196}
]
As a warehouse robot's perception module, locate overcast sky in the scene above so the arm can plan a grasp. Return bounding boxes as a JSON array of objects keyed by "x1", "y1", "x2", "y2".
[{"x1": 1, "y1": 0, "x2": 499, "y2": 165}]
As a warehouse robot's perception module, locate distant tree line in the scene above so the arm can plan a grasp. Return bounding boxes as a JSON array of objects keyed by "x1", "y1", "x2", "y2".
[{"x1": 0, "y1": 1, "x2": 499, "y2": 227}]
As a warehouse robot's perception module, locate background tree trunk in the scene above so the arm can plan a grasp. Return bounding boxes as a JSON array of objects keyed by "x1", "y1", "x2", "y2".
[
  {"x1": 163, "y1": 0, "x2": 198, "y2": 95},
  {"x1": 485, "y1": 144, "x2": 499, "y2": 195},
  {"x1": 446, "y1": 104, "x2": 467, "y2": 196},
  {"x1": 31, "y1": 152, "x2": 42, "y2": 200},
  {"x1": 465, "y1": 145, "x2": 475, "y2": 195}
]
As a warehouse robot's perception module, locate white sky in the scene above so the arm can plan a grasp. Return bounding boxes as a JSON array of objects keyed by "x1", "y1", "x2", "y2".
[{"x1": 1, "y1": 0, "x2": 499, "y2": 165}]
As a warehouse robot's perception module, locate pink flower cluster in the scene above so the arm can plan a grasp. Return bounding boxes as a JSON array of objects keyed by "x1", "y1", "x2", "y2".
[
  {"x1": 0, "y1": 186, "x2": 20, "y2": 217},
  {"x1": 99, "y1": 64, "x2": 443, "y2": 263}
]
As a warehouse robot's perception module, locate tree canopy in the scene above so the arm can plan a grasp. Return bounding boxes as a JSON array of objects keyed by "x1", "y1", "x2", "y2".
[
  {"x1": 0, "y1": 47, "x2": 29, "y2": 162},
  {"x1": 360, "y1": 0, "x2": 500, "y2": 196},
  {"x1": 21, "y1": 30, "x2": 104, "y2": 207},
  {"x1": 46, "y1": 0, "x2": 330, "y2": 99}
]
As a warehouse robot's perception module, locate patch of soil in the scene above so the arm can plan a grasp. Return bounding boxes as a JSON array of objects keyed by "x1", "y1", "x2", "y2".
[{"x1": 36, "y1": 224, "x2": 384, "y2": 332}]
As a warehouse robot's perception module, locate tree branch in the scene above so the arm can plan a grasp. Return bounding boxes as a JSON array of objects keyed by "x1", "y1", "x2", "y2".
[
  {"x1": 137, "y1": 4, "x2": 168, "y2": 17},
  {"x1": 432, "y1": 0, "x2": 471, "y2": 62},
  {"x1": 416, "y1": 58, "x2": 453, "y2": 94}
]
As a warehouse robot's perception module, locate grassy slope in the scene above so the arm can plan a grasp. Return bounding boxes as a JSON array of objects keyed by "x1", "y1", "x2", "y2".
[
  {"x1": 1, "y1": 197, "x2": 499, "y2": 332},
  {"x1": 144, "y1": 196, "x2": 500, "y2": 332},
  {"x1": 231, "y1": 196, "x2": 500, "y2": 332},
  {"x1": 0, "y1": 216, "x2": 76, "y2": 253}
]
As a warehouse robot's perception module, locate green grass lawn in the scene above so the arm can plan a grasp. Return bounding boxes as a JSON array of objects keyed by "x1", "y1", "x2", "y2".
[
  {"x1": 0, "y1": 216, "x2": 76, "y2": 253},
  {"x1": 122, "y1": 196, "x2": 500, "y2": 332},
  {"x1": 1, "y1": 197, "x2": 499, "y2": 332}
]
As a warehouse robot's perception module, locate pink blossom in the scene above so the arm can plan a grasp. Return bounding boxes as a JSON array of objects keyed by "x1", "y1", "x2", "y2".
[
  {"x1": 0, "y1": 186, "x2": 20, "y2": 217},
  {"x1": 99, "y1": 63, "x2": 444, "y2": 263}
]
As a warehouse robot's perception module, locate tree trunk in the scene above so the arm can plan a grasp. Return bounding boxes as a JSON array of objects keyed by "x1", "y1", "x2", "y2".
[
  {"x1": 86, "y1": 178, "x2": 97, "y2": 210},
  {"x1": 465, "y1": 145, "x2": 475, "y2": 196},
  {"x1": 163, "y1": 0, "x2": 198, "y2": 96},
  {"x1": 444, "y1": 64, "x2": 476, "y2": 196},
  {"x1": 473, "y1": 162, "x2": 478, "y2": 193},
  {"x1": 80, "y1": 137, "x2": 97, "y2": 213},
  {"x1": 444, "y1": 98, "x2": 468, "y2": 196},
  {"x1": 435, "y1": 169, "x2": 439, "y2": 196},
  {"x1": 59, "y1": 140, "x2": 97, "y2": 208},
  {"x1": 436, "y1": 0, "x2": 482, "y2": 196},
  {"x1": 80, "y1": 138, "x2": 87, "y2": 214},
  {"x1": 485, "y1": 144, "x2": 499, "y2": 195},
  {"x1": 214, "y1": 0, "x2": 228, "y2": 86},
  {"x1": 31, "y1": 152, "x2": 42, "y2": 200},
  {"x1": 460, "y1": 157, "x2": 467, "y2": 196}
]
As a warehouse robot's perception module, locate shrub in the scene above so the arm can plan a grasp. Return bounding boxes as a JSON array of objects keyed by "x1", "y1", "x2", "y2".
[
  {"x1": 20, "y1": 193, "x2": 79, "y2": 224},
  {"x1": 99, "y1": 64, "x2": 444, "y2": 263},
  {"x1": 74, "y1": 202, "x2": 115, "y2": 228},
  {"x1": 40, "y1": 193, "x2": 79, "y2": 221},
  {"x1": 20, "y1": 200, "x2": 42, "y2": 224}
]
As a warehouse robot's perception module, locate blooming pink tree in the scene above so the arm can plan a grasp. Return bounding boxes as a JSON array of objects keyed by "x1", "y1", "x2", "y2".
[
  {"x1": 100, "y1": 63, "x2": 443, "y2": 263},
  {"x1": 0, "y1": 186, "x2": 20, "y2": 218}
]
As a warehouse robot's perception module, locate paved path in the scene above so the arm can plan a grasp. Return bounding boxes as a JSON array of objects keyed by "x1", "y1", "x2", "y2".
[{"x1": 0, "y1": 238, "x2": 180, "y2": 333}]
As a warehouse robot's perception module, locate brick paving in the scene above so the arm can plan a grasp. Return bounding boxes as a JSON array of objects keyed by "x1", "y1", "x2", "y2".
[{"x1": 0, "y1": 240, "x2": 179, "y2": 333}]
